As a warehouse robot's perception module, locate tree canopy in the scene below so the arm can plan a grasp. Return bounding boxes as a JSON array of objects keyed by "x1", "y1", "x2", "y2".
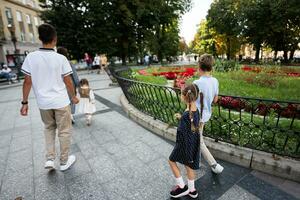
[
  {"x1": 40, "y1": 0, "x2": 191, "y2": 64},
  {"x1": 191, "y1": 0, "x2": 300, "y2": 62}
]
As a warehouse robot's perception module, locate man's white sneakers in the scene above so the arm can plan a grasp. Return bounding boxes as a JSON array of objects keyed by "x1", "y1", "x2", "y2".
[
  {"x1": 211, "y1": 163, "x2": 224, "y2": 174},
  {"x1": 60, "y1": 155, "x2": 76, "y2": 171},
  {"x1": 44, "y1": 160, "x2": 55, "y2": 170}
]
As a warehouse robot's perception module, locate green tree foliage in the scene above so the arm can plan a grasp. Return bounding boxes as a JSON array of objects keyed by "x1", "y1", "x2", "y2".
[
  {"x1": 191, "y1": 20, "x2": 239, "y2": 58},
  {"x1": 40, "y1": 0, "x2": 191, "y2": 64},
  {"x1": 204, "y1": 0, "x2": 299, "y2": 62},
  {"x1": 207, "y1": 0, "x2": 242, "y2": 59}
]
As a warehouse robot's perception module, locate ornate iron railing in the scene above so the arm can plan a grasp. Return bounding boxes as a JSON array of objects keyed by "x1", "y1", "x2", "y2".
[{"x1": 110, "y1": 66, "x2": 300, "y2": 158}]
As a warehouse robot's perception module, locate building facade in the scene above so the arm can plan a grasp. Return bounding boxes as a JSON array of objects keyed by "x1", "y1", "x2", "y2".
[{"x1": 0, "y1": 0, "x2": 42, "y2": 64}]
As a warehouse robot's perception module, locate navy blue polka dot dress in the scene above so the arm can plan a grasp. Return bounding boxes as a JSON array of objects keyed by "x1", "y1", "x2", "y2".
[{"x1": 169, "y1": 110, "x2": 200, "y2": 170}]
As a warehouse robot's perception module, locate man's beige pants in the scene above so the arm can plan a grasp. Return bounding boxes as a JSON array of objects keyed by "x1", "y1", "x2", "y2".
[
  {"x1": 199, "y1": 123, "x2": 217, "y2": 166},
  {"x1": 40, "y1": 106, "x2": 71, "y2": 165}
]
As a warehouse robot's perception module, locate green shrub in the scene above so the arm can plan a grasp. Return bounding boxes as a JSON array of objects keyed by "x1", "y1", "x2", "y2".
[{"x1": 214, "y1": 59, "x2": 240, "y2": 72}]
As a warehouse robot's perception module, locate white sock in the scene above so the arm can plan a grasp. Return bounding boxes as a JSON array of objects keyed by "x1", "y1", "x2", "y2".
[
  {"x1": 175, "y1": 176, "x2": 185, "y2": 188},
  {"x1": 188, "y1": 179, "x2": 195, "y2": 192}
]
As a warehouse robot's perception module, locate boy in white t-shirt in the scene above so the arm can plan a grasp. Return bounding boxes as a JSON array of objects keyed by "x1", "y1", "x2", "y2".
[
  {"x1": 193, "y1": 54, "x2": 224, "y2": 174},
  {"x1": 20, "y1": 24, "x2": 79, "y2": 171}
]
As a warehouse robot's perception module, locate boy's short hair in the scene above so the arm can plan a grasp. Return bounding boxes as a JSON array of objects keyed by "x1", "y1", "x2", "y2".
[
  {"x1": 38, "y1": 23, "x2": 57, "y2": 44},
  {"x1": 199, "y1": 54, "x2": 214, "y2": 72},
  {"x1": 57, "y1": 47, "x2": 68, "y2": 58}
]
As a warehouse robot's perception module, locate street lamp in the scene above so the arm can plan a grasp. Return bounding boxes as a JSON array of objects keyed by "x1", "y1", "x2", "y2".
[{"x1": 7, "y1": 24, "x2": 17, "y2": 54}]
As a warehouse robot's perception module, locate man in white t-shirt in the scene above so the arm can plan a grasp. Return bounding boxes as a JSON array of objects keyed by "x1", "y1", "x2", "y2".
[
  {"x1": 193, "y1": 54, "x2": 224, "y2": 174},
  {"x1": 20, "y1": 24, "x2": 79, "y2": 171}
]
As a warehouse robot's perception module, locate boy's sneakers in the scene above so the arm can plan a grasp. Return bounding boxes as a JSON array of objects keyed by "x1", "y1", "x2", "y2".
[
  {"x1": 189, "y1": 190, "x2": 198, "y2": 198},
  {"x1": 211, "y1": 163, "x2": 224, "y2": 174},
  {"x1": 44, "y1": 160, "x2": 55, "y2": 170},
  {"x1": 170, "y1": 185, "x2": 189, "y2": 198},
  {"x1": 60, "y1": 155, "x2": 76, "y2": 171}
]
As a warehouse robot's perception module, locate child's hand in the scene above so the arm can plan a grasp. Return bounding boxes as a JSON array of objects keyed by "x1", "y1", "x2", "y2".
[{"x1": 174, "y1": 113, "x2": 182, "y2": 120}]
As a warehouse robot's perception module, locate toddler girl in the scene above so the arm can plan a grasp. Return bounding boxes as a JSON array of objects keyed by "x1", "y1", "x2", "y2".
[{"x1": 76, "y1": 79, "x2": 96, "y2": 125}]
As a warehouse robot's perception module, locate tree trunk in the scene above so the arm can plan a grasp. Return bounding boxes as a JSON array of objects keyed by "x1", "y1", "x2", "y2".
[
  {"x1": 283, "y1": 51, "x2": 288, "y2": 63},
  {"x1": 254, "y1": 43, "x2": 260, "y2": 63},
  {"x1": 289, "y1": 50, "x2": 295, "y2": 61},
  {"x1": 121, "y1": 54, "x2": 126, "y2": 66},
  {"x1": 274, "y1": 50, "x2": 278, "y2": 59},
  {"x1": 226, "y1": 37, "x2": 231, "y2": 60}
]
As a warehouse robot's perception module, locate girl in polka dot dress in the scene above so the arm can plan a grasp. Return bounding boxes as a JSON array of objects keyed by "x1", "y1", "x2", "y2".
[{"x1": 168, "y1": 84, "x2": 203, "y2": 199}]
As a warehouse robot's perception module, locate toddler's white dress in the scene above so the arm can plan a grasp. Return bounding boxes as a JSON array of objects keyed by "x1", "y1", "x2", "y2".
[{"x1": 76, "y1": 88, "x2": 96, "y2": 114}]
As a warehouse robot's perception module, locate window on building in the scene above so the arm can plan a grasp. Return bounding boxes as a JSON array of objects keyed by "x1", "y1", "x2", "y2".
[
  {"x1": 16, "y1": 11, "x2": 26, "y2": 42},
  {"x1": 5, "y1": 8, "x2": 13, "y2": 26},
  {"x1": 26, "y1": 14, "x2": 35, "y2": 42},
  {"x1": 26, "y1": 14, "x2": 31, "y2": 24},
  {"x1": 34, "y1": 17, "x2": 39, "y2": 26}
]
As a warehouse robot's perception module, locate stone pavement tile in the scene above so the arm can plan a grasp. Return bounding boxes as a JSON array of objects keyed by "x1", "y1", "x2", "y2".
[
  {"x1": 34, "y1": 170, "x2": 69, "y2": 200},
  {"x1": 194, "y1": 160, "x2": 251, "y2": 200},
  {"x1": 0, "y1": 134, "x2": 11, "y2": 149},
  {"x1": 217, "y1": 185, "x2": 260, "y2": 200},
  {"x1": 251, "y1": 170, "x2": 300, "y2": 198},
  {"x1": 102, "y1": 140, "x2": 134, "y2": 161},
  {"x1": 251, "y1": 170, "x2": 285, "y2": 187},
  {"x1": 72, "y1": 128, "x2": 94, "y2": 142},
  {"x1": 148, "y1": 158, "x2": 174, "y2": 185},
  {"x1": 87, "y1": 154, "x2": 122, "y2": 184},
  {"x1": 91, "y1": 129, "x2": 116, "y2": 145},
  {"x1": 94, "y1": 87, "x2": 122, "y2": 106},
  {"x1": 128, "y1": 141, "x2": 161, "y2": 163},
  {"x1": 138, "y1": 130, "x2": 167, "y2": 147},
  {"x1": 103, "y1": 176, "x2": 144, "y2": 200},
  {"x1": 68, "y1": 172, "x2": 108, "y2": 200},
  {"x1": 12, "y1": 129, "x2": 31, "y2": 138},
  {"x1": 0, "y1": 167, "x2": 34, "y2": 200},
  {"x1": 153, "y1": 140, "x2": 174, "y2": 158},
  {"x1": 0, "y1": 147, "x2": 9, "y2": 165},
  {"x1": 127, "y1": 178, "x2": 173, "y2": 200},
  {"x1": 116, "y1": 154, "x2": 161, "y2": 185},
  {"x1": 77, "y1": 137, "x2": 108, "y2": 160},
  {"x1": 64, "y1": 152, "x2": 92, "y2": 180},
  {"x1": 6, "y1": 148, "x2": 32, "y2": 173},
  {"x1": 94, "y1": 100, "x2": 110, "y2": 111},
  {"x1": 237, "y1": 173, "x2": 297, "y2": 200},
  {"x1": 280, "y1": 180, "x2": 300, "y2": 199},
  {"x1": 10, "y1": 134, "x2": 32, "y2": 153}
]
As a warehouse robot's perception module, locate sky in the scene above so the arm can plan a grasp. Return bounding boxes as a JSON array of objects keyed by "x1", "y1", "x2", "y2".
[{"x1": 179, "y1": 0, "x2": 213, "y2": 44}]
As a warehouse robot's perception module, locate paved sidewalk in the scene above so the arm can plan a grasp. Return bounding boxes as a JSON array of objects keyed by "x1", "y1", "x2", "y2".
[{"x1": 0, "y1": 72, "x2": 299, "y2": 200}]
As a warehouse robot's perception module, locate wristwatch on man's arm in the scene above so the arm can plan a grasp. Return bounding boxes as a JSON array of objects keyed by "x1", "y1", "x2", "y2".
[{"x1": 21, "y1": 101, "x2": 28, "y2": 105}]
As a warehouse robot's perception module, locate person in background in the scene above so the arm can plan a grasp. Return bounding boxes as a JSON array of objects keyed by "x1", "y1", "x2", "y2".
[
  {"x1": 20, "y1": 23, "x2": 79, "y2": 171},
  {"x1": 100, "y1": 54, "x2": 108, "y2": 73},
  {"x1": 193, "y1": 53, "x2": 224, "y2": 174},
  {"x1": 57, "y1": 47, "x2": 80, "y2": 124},
  {"x1": 0, "y1": 64, "x2": 13, "y2": 84},
  {"x1": 93, "y1": 54, "x2": 100, "y2": 74},
  {"x1": 84, "y1": 52, "x2": 93, "y2": 73},
  {"x1": 144, "y1": 54, "x2": 150, "y2": 66}
]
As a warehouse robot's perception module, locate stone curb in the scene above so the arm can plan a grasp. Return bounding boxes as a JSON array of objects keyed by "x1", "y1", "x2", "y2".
[{"x1": 120, "y1": 94, "x2": 300, "y2": 182}]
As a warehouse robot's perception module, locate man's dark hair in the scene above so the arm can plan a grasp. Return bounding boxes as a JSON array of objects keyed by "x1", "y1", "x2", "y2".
[{"x1": 38, "y1": 23, "x2": 57, "y2": 44}]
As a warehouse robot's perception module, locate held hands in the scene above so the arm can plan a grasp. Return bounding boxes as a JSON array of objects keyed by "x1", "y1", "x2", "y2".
[
  {"x1": 20, "y1": 104, "x2": 29, "y2": 116},
  {"x1": 71, "y1": 96, "x2": 80, "y2": 104},
  {"x1": 174, "y1": 113, "x2": 182, "y2": 120}
]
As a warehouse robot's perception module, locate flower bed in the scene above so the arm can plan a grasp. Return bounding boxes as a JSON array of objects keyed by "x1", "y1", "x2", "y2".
[
  {"x1": 138, "y1": 66, "x2": 197, "y2": 88},
  {"x1": 242, "y1": 65, "x2": 300, "y2": 77}
]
